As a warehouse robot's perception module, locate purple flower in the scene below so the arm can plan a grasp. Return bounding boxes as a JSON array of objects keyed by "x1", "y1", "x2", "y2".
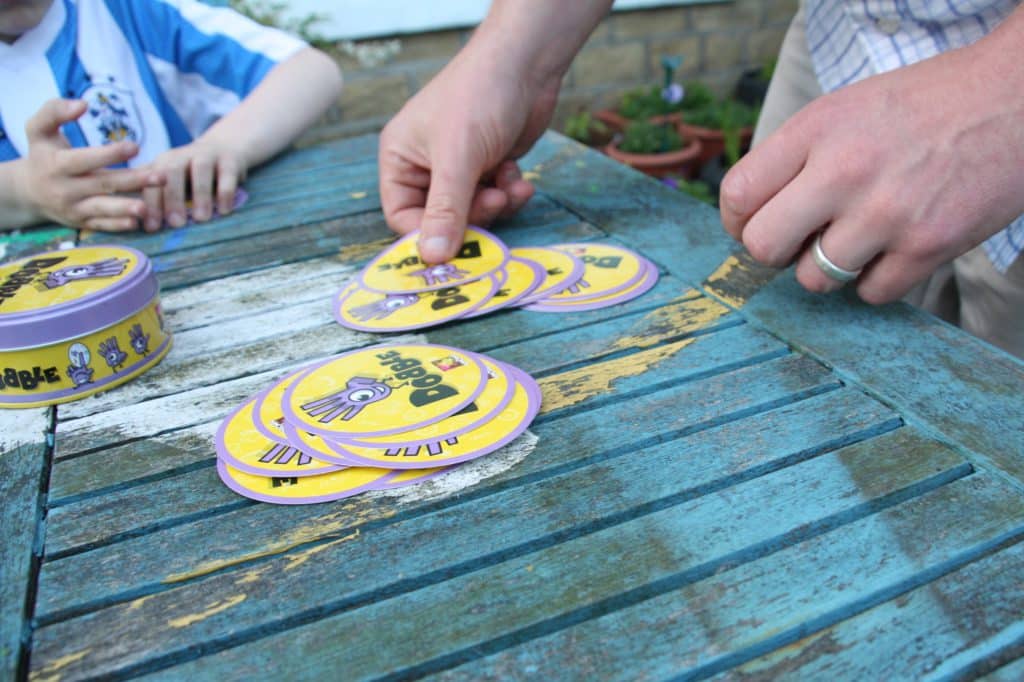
[{"x1": 662, "y1": 83, "x2": 684, "y2": 105}]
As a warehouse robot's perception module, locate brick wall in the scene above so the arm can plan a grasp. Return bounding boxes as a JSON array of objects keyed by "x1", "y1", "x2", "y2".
[{"x1": 296, "y1": 0, "x2": 799, "y2": 147}]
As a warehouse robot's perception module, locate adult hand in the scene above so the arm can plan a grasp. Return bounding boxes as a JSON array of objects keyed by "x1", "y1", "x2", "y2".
[
  {"x1": 18, "y1": 99, "x2": 165, "y2": 231},
  {"x1": 719, "y1": 32, "x2": 1024, "y2": 304},
  {"x1": 141, "y1": 140, "x2": 247, "y2": 231},
  {"x1": 378, "y1": 42, "x2": 547, "y2": 263}
]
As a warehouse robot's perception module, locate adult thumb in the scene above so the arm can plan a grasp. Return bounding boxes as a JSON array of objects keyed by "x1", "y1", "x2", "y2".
[{"x1": 417, "y1": 152, "x2": 481, "y2": 264}]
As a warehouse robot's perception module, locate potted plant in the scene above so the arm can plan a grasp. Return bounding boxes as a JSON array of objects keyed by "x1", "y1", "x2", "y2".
[
  {"x1": 604, "y1": 118, "x2": 702, "y2": 178},
  {"x1": 563, "y1": 110, "x2": 613, "y2": 148},
  {"x1": 676, "y1": 83, "x2": 759, "y2": 170},
  {"x1": 735, "y1": 59, "x2": 775, "y2": 108}
]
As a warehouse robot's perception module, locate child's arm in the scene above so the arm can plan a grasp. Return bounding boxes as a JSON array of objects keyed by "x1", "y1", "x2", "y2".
[
  {"x1": 0, "y1": 99, "x2": 165, "y2": 231},
  {"x1": 140, "y1": 47, "x2": 342, "y2": 231}
]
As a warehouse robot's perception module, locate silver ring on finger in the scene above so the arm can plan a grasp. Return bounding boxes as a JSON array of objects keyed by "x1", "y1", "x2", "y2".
[{"x1": 812, "y1": 233, "x2": 861, "y2": 283}]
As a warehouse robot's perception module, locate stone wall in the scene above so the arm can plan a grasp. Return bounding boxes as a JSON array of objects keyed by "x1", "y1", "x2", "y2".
[{"x1": 297, "y1": 0, "x2": 798, "y2": 147}]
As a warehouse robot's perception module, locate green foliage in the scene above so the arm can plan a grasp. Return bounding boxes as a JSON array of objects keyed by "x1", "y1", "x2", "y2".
[
  {"x1": 228, "y1": 0, "x2": 330, "y2": 48},
  {"x1": 619, "y1": 120, "x2": 683, "y2": 155},
  {"x1": 682, "y1": 93, "x2": 760, "y2": 166},
  {"x1": 676, "y1": 177, "x2": 716, "y2": 205},
  {"x1": 617, "y1": 85, "x2": 681, "y2": 120},
  {"x1": 680, "y1": 81, "x2": 715, "y2": 112},
  {"x1": 564, "y1": 111, "x2": 610, "y2": 145}
]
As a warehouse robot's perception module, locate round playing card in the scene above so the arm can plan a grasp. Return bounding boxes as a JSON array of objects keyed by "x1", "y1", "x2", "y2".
[
  {"x1": 541, "y1": 243, "x2": 647, "y2": 303},
  {"x1": 251, "y1": 369, "x2": 305, "y2": 446},
  {"x1": 281, "y1": 344, "x2": 488, "y2": 439},
  {"x1": 216, "y1": 458, "x2": 394, "y2": 505},
  {"x1": 525, "y1": 257, "x2": 659, "y2": 312},
  {"x1": 216, "y1": 396, "x2": 344, "y2": 477},
  {"x1": 322, "y1": 366, "x2": 542, "y2": 469},
  {"x1": 509, "y1": 246, "x2": 586, "y2": 305},
  {"x1": 334, "y1": 275, "x2": 499, "y2": 332},
  {"x1": 329, "y1": 356, "x2": 516, "y2": 448},
  {"x1": 359, "y1": 226, "x2": 510, "y2": 294},
  {"x1": 463, "y1": 256, "x2": 545, "y2": 318}
]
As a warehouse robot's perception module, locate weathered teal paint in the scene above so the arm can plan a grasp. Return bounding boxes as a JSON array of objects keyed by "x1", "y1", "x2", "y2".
[{"x1": 6, "y1": 133, "x2": 1022, "y2": 680}]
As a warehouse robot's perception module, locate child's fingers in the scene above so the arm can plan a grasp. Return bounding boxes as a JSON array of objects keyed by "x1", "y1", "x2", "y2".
[
  {"x1": 189, "y1": 153, "x2": 216, "y2": 222},
  {"x1": 162, "y1": 165, "x2": 188, "y2": 228},
  {"x1": 215, "y1": 157, "x2": 240, "y2": 215},
  {"x1": 142, "y1": 185, "x2": 164, "y2": 232},
  {"x1": 61, "y1": 141, "x2": 141, "y2": 176},
  {"x1": 81, "y1": 215, "x2": 141, "y2": 232},
  {"x1": 25, "y1": 99, "x2": 86, "y2": 147},
  {"x1": 73, "y1": 195, "x2": 146, "y2": 228},
  {"x1": 84, "y1": 166, "x2": 164, "y2": 197}
]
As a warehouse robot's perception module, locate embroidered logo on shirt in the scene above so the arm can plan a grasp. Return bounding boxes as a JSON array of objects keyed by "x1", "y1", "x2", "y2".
[{"x1": 80, "y1": 77, "x2": 143, "y2": 147}]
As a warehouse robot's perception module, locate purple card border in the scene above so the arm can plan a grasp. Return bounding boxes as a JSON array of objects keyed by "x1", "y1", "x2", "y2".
[
  {"x1": 463, "y1": 257, "x2": 546, "y2": 319},
  {"x1": 217, "y1": 457, "x2": 397, "y2": 505},
  {"x1": 524, "y1": 258, "x2": 659, "y2": 312},
  {"x1": 514, "y1": 248, "x2": 587, "y2": 306}
]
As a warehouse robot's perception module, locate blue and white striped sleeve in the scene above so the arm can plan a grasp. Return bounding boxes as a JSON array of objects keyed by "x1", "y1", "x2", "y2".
[{"x1": 105, "y1": 0, "x2": 307, "y2": 139}]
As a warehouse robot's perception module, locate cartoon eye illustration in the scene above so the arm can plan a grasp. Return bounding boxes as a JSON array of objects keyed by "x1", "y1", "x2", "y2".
[{"x1": 347, "y1": 388, "x2": 379, "y2": 403}]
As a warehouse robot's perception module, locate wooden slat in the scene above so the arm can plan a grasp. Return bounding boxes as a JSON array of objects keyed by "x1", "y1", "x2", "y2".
[
  {"x1": 979, "y1": 657, "x2": 1024, "y2": 682},
  {"x1": 721, "y1": 533, "x2": 1024, "y2": 680},
  {"x1": 36, "y1": 354, "x2": 855, "y2": 621},
  {"x1": 432, "y1": 473, "x2": 1024, "y2": 682},
  {"x1": 43, "y1": 428, "x2": 966, "y2": 681},
  {"x1": 0, "y1": 408, "x2": 50, "y2": 680}
]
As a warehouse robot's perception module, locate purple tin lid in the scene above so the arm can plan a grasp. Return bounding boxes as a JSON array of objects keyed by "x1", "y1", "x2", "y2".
[{"x1": 0, "y1": 245, "x2": 158, "y2": 351}]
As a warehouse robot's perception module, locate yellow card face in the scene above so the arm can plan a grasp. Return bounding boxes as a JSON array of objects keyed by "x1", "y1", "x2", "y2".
[
  {"x1": 334, "y1": 276, "x2": 498, "y2": 332},
  {"x1": 359, "y1": 227, "x2": 509, "y2": 293},
  {"x1": 345, "y1": 357, "x2": 514, "y2": 447},
  {"x1": 548, "y1": 243, "x2": 645, "y2": 301},
  {"x1": 509, "y1": 246, "x2": 584, "y2": 300},
  {"x1": 531, "y1": 261, "x2": 656, "y2": 308},
  {"x1": 281, "y1": 344, "x2": 487, "y2": 439},
  {"x1": 332, "y1": 368, "x2": 541, "y2": 469},
  {"x1": 217, "y1": 459, "x2": 393, "y2": 505},
  {"x1": 216, "y1": 398, "x2": 341, "y2": 477},
  {"x1": 465, "y1": 257, "x2": 543, "y2": 317},
  {"x1": 0, "y1": 245, "x2": 141, "y2": 313}
]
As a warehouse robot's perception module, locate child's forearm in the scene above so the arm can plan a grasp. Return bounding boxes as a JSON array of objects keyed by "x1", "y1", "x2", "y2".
[
  {"x1": 197, "y1": 47, "x2": 344, "y2": 171},
  {"x1": 0, "y1": 160, "x2": 45, "y2": 229}
]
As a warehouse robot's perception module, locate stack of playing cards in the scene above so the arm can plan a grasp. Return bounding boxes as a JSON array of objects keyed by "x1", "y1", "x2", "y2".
[
  {"x1": 215, "y1": 342, "x2": 541, "y2": 505},
  {"x1": 333, "y1": 227, "x2": 659, "y2": 332}
]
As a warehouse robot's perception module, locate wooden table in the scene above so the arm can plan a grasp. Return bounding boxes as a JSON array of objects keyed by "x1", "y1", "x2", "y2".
[{"x1": 3, "y1": 132, "x2": 1024, "y2": 681}]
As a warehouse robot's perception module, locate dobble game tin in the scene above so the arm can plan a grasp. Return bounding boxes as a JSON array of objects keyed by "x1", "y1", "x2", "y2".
[{"x1": 0, "y1": 245, "x2": 171, "y2": 408}]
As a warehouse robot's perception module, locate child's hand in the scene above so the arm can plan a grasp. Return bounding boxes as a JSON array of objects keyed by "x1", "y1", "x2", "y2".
[
  {"x1": 19, "y1": 99, "x2": 166, "y2": 231},
  {"x1": 141, "y1": 141, "x2": 247, "y2": 231}
]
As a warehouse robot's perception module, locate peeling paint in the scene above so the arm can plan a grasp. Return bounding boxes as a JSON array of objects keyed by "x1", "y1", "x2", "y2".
[
  {"x1": 283, "y1": 530, "x2": 361, "y2": 571},
  {"x1": 607, "y1": 293, "x2": 731, "y2": 354},
  {"x1": 703, "y1": 252, "x2": 779, "y2": 309},
  {"x1": 539, "y1": 337, "x2": 698, "y2": 413},
  {"x1": 163, "y1": 508, "x2": 395, "y2": 583},
  {"x1": 349, "y1": 191, "x2": 368, "y2": 199},
  {"x1": 338, "y1": 237, "x2": 395, "y2": 264},
  {"x1": 168, "y1": 594, "x2": 247, "y2": 628},
  {"x1": 29, "y1": 648, "x2": 90, "y2": 681}
]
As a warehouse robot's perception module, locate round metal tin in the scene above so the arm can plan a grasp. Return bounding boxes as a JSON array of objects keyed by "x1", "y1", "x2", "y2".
[{"x1": 0, "y1": 245, "x2": 172, "y2": 408}]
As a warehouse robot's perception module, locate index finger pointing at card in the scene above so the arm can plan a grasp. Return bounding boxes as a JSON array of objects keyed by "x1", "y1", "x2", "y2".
[{"x1": 417, "y1": 143, "x2": 483, "y2": 265}]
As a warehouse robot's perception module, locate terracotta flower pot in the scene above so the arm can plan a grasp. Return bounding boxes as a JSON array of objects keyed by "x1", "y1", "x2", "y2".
[
  {"x1": 604, "y1": 134, "x2": 703, "y2": 179},
  {"x1": 676, "y1": 121, "x2": 754, "y2": 168},
  {"x1": 594, "y1": 109, "x2": 684, "y2": 133}
]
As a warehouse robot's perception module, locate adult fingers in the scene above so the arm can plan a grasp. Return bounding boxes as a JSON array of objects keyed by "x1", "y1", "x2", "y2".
[
  {"x1": 417, "y1": 143, "x2": 486, "y2": 263},
  {"x1": 493, "y1": 160, "x2": 533, "y2": 217},
  {"x1": 25, "y1": 99, "x2": 86, "y2": 148},
  {"x1": 466, "y1": 187, "x2": 508, "y2": 227},
  {"x1": 378, "y1": 142, "x2": 432, "y2": 234},
  {"x1": 855, "y1": 251, "x2": 938, "y2": 305},
  {"x1": 737, "y1": 163, "x2": 837, "y2": 269},
  {"x1": 719, "y1": 113, "x2": 812, "y2": 241},
  {"x1": 142, "y1": 184, "x2": 164, "y2": 232}
]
